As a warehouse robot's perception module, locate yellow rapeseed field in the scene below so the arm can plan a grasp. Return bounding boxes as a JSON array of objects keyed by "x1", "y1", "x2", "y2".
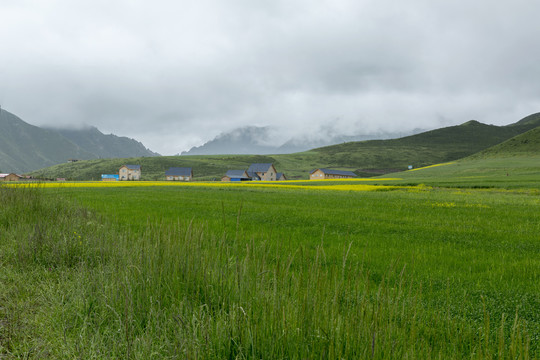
[{"x1": 6, "y1": 180, "x2": 412, "y2": 192}]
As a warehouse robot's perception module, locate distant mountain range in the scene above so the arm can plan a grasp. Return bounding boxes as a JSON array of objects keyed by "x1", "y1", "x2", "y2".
[
  {"x1": 30, "y1": 112, "x2": 540, "y2": 181},
  {"x1": 0, "y1": 108, "x2": 158, "y2": 173},
  {"x1": 181, "y1": 126, "x2": 425, "y2": 155}
]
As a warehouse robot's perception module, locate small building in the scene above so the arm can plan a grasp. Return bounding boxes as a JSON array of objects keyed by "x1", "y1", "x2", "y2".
[
  {"x1": 67, "y1": 159, "x2": 80, "y2": 163},
  {"x1": 247, "y1": 163, "x2": 277, "y2": 181},
  {"x1": 101, "y1": 174, "x2": 119, "y2": 181},
  {"x1": 119, "y1": 165, "x2": 141, "y2": 181},
  {"x1": 165, "y1": 167, "x2": 193, "y2": 181},
  {"x1": 222, "y1": 170, "x2": 250, "y2": 182},
  {"x1": 309, "y1": 168, "x2": 357, "y2": 180},
  {"x1": 276, "y1": 172, "x2": 287, "y2": 181},
  {"x1": 0, "y1": 173, "x2": 22, "y2": 181}
]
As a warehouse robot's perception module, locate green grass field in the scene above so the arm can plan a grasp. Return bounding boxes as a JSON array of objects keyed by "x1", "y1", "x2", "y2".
[
  {"x1": 386, "y1": 155, "x2": 540, "y2": 189},
  {"x1": 1, "y1": 166, "x2": 539, "y2": 358}
]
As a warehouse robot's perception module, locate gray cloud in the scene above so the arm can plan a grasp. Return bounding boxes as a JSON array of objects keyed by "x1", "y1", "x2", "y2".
[{"x1": 1, "y1": 0, "x2": 540, "y2": 154}]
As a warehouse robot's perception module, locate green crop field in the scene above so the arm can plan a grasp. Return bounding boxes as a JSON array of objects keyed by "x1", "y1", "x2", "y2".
[{"x1": 1, "y1": 164, "x2": 539, "y2": 359}]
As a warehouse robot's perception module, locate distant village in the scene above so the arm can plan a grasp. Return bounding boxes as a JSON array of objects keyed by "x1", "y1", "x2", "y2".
[
  {"x1": 99, "y1": 163, "x2": 358, "y2": 182},
  {"x1": 0, "y1": 163, "x2": 359, "y2": 182}
]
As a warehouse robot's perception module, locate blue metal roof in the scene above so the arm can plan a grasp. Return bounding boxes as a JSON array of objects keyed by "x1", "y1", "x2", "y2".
[
  {"x1": 310, "y1": 168, "x2": 357, "y2": 177},
  {"x1": 101, "y1": 174, "x2": 119, "y2": 179},
  {"x1": 247, "y1": 163, "x2": 273, "y2": 173},
  {"x1": 165, "y1": 167, "x2": 192, "y2": 176},
  {"x1": 225, "y1": 170, "x2": 249, "y2": 178}
]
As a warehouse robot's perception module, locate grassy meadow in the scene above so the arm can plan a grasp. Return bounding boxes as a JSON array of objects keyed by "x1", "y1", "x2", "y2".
[
  {"x1": 1, "y1": 172, "x2": 539, "y2": 358},
  {"x1": 387, "y1": 155, "x2": 540, "y2": 190}
]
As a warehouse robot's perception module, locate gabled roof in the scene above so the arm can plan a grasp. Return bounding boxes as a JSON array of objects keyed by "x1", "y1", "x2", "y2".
[
  {"x1": 247, "y1": 163, "x2": 274, "y2": 173},
  {"x1": 276, "y1": 172, "x2": 286, "y2": 180},
  {"x1": 0, "y1": 173, "x2": 21, "y2": 178},
  {"x1": 310, "y1": 168, "x2": 357, "y2": 177},
  {"x1": 165, "y1": 167, "x2": 192, "y2": 176},
  {"x1": 225, "y1": 170, "x2": 249, "y2": 179},
  {"x1": 247, "y1": 171, "x2": 261, "y2": 180},
  {"x1": 121, "y1": 164, "x2": 141, "y2": 170}
]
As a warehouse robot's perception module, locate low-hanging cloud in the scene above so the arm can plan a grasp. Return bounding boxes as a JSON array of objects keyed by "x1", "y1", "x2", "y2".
[{"x1": 1, "y1": 0, "x2": 540, "y2": 154}]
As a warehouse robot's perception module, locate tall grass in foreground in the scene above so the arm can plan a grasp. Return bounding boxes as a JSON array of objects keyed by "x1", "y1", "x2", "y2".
[{"x1": 0, "y1": 185, "x2": 535, "y2": 359}]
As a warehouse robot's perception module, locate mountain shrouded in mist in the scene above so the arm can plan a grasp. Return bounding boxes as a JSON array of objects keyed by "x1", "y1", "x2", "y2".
[
  {"x1": 181, "y1": 126, "x2": 422, "y2": 155},
  {"x1": 0, "y1": 108, "x2": 158, "y2": 173}
]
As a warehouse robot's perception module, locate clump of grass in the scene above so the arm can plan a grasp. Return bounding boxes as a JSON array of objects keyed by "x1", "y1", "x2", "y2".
[
  {"x1": 0, "y1": 185, "x2": 108, "y2": 269},
  {"x1": 0, "y1": 185, "x2": 111, "y2": 356}
]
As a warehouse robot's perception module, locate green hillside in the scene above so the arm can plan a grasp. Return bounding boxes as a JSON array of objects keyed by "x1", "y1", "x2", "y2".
[
  {"x1": 470, "y1": 126, "x2": 540, "y2": 158},
  {"x1": 299, "y1": 120, "x2": 518, "y2": 170},
  {"x1": 506, "y1": 111, "x2": 540, "y2": 128},
  {"x1": 380, "y1": 127, "x2": 540, "y2": 189},
  {"x1": 28, "y1": 113, "x2": 540, "y2": 181},
  {"x1": 379, "y1": 156, "x2": 540, "y2": 189}
]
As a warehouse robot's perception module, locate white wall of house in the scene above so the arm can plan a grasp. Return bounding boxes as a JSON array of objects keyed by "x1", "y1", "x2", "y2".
[{"x1": 119, "y1": 167, "x2": 141, "y2": 180}]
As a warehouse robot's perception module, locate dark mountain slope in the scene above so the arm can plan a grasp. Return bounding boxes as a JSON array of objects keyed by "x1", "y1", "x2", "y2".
[
  {"x1": 0, "y1": 109, "x2": 94, "y2": 173},
  {"x1": 55, "y1": 126, "x2": 159, "y2": 159},
  {"x1": 470, "y1": 125, "x2": 540, "y2": 158},
  {"x1": 0, "y1": 108, "x2": 158, "y2": 173},
  {"x1": 507, "y1": 112, "x2": 540, "y2": 128}
]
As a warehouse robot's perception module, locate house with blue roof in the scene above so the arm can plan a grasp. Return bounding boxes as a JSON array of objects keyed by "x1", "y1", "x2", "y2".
[
  {"x1": 247, "y1": 163, "x2": 277, "y2": 181},
  {"x1": 309, "y1": 168, "x2": 357, "y2": 180},
  {"x1": 222, "y1": 163, "x2": 286, "y2": 182},
  {"x1": 222, "y1": 170, "x2": 249, "y2": 182},
  {"x1": 101, "y1": 174, "x2": 119, "y2": 181},
  {"x1": 165, "y1": 167, "x2": 193, "y2": 181},
  {"x1": 119, "y1": 164, "x2": 141, "y2": 180}
]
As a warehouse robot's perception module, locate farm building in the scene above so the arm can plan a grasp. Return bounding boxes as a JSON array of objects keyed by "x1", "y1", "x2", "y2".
[
  {"x1": 101, "y1": 174, "x2": 119, "y2": 181},
  {"x1": 222, "y1": 170, "x2": 250, "y2": 182},
  {"x1": 276, "y1": 172, "x2": 287, "y2": 181},
  {"x1": 247, "y1": 163, "x2": 277, "y2": 181},
  {"x1": 0, "y1": 173, "x2": 22, "y2": 181},
  {"x1": 119, "y1": 165, "x2": 141, "y2": 180},
  {"x1": 310, "y1": 168, "x2": 357, "y2": 180},
  {"x1": 165, "y1": 167, "x2": 193, "y2": 181}
]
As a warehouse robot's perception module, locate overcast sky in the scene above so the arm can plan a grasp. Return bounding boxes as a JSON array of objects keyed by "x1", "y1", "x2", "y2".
[{"x1": 1, "y1": 0, "x2": 540, "y2": 154}]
